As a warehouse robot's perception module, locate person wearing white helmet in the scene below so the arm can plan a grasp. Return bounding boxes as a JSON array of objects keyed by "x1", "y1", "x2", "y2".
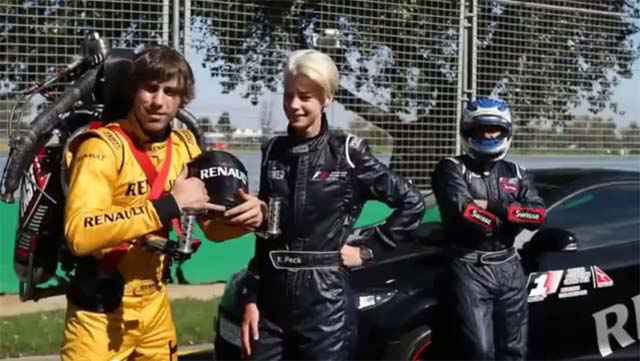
[
  {"x1": 461, "y1": 97, "x2": 513, "y2": 161},
  {"x1": 432, "y1": 97, "x2": 546, "y2": 360}
]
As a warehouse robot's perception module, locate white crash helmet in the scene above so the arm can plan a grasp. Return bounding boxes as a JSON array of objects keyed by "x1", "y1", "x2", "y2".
[{"x1": 461, "y1": 97, "x2": 513, "y2": 161}]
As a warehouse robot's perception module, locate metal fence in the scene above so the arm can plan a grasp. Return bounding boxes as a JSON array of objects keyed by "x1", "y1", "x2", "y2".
[
  {"x1": 474, "y1": 0, "x2": 640, "y2": 157},
  {"x1": 1, "y1": 1, "x2": 638, "y2": 191},
  {"x1": 1, "y1": 0, "x2": 172, "y2": 155}
]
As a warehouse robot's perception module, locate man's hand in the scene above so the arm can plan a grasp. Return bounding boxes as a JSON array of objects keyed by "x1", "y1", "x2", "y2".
[
  {"x1": 340, "y1": 244, "x2": 363, "y2": 268},
  {"x1": 172, "y1": 168, "x2": 225, "y2": 212},
  {"x1": 224, "y1": 190, "x2": 265, "y2": 231},
  {"x1": 241, "y1": 302, "x2": 260, "y2": 358}
]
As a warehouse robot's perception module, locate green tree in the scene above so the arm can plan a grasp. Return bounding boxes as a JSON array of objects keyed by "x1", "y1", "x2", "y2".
[
  {"x1": 621, "y1": 122, "x2": 640, "y2": 154},
  {"x1": 192, "y1": 0, "x2": 639, "y2": 187},
  {"x1": 193, "y1": 0, "x2": 462, "y2": 187},
  {"x1": 3, "y1": 1, "x2": 638, "y2": 187},
  {"x1": 476, "y1": 1, "x2": 639, "y2": 127},
  {"x1": 1, "y1": 1, "x2": 166, "y2": 91},
  {"x1": 601, "y1": 119, "x2": 618, "y2": 152},
  {"x1": 216, "y1": 111, "x2": 235, "y2": 141},
  {"x1": 197, "y1": 116, "x2": 212, "y2": 133}
]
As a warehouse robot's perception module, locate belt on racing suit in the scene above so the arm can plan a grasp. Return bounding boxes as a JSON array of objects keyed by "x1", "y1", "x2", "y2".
[
  {"x1": 123, "y1": 279, "x2": 162, "y2": 297},
  {"x1": 68, "y1": 277, "x2": 163, "y2": 312},
  {"x1": 269, "y1": 250, "x2": 341, "y2": 270},
  {"x1": 451, "y1": 247, "x2": 518, "y2": 265}
]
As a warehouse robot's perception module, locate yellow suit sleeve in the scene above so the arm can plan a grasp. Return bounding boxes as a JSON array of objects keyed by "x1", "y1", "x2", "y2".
[{"x1": 64, "y1": 136, "x2": 164, "y2": 256}]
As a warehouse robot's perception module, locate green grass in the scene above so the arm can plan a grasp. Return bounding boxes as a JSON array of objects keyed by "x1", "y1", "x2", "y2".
[
  {"x1": 173, "y1": 297, "x2": 220, "y2": 346},
  {"x1": 0, "y1": 297, "x2": 220, "y2": 359},
  {"x1": 0, "y1": 310, "x2": 66, "y2": 358}
]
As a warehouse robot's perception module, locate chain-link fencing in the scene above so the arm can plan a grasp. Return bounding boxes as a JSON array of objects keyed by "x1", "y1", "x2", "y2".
[{"x1": 1, "y1": 0, "x2": 638, "y2": 191}]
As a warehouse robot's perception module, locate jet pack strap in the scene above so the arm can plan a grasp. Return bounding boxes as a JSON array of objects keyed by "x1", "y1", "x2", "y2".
[
  {"x1": 88, "y1": 120, "x2": 103, "y2": 130},
  {"x1": 97, "y1": 125, "x2": 185, "y2": 273},
  {"x1": 107, "y1": 125, "x2": 173, "y2": 201},
  {"x1": 107, "y1": 125, "x2": 185, "y2": 235}
]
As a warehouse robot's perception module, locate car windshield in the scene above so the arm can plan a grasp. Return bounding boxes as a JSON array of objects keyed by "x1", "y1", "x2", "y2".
[
  {"x1": 544, "y1": 182, "x2": 639, "y2": 249},
  {"x1": 532, "y1": 183, "x2": 561, "y2": 206},
  {"x1": 530, "y1": 170, "x2": 583, "y2": 206}
]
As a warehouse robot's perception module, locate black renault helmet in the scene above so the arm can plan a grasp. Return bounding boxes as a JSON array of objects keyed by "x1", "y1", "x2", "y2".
[{"x1": 187, "y1": 150, "x2": 249, "y2": 209}]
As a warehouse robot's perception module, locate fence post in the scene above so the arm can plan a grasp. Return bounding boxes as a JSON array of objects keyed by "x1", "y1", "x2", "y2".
[
  {"x1": 458, "y1": 0, "x2": 478, "y2": 155},
  {"x1": 173, "y1": 0, "x2": 181, "y2": 51},
  {"x1": 457, "y1": 0, "x2": 466, "y2": 155},
  {"x1": 184, "y1": 0, "x2": 192, "y2": 60},
  {"x1": 162, "y1": 0, "x2": 171, "y2": 45}
]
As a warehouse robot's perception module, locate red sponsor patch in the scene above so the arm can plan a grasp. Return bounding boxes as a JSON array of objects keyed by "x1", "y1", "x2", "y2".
[
  {"x1": 463, "y1": 203, "x2": 497, "y2": 231},
  {"x1": 507, "y1": 206, "x2": 545, "y2": 224},
  {"x1": 499, "y1": 177, "x2": 520, "y2": 193}
]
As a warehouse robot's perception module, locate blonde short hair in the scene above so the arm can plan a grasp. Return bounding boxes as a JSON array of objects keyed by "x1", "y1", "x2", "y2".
[{"x1": 285, "y1": 49, "x2": 339, "y2": 100}]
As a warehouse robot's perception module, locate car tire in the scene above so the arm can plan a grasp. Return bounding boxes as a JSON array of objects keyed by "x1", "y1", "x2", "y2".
[{"x1": 383, "y1": 326, "x2": 433, "y2": 361}]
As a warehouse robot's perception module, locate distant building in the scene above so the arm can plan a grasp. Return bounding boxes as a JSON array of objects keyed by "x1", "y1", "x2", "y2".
[
  {"x1": 204, "y1": 131, "x2": 225, "y2": 143},
  {"x1": 232, "y1": 128, "x2": 263, "y2": 141},
  {"x1": 204, "y1": 128, "x2": 265, "y2": 149}
]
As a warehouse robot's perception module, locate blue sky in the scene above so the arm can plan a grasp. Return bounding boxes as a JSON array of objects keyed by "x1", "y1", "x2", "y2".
[
  {"x1": 603, "y1": 29, "x2": 640, "y2": 127},
  {"x1": 607, "y1": 74, "x2": 640, "y2": 127},
  {"x1": 572, "y1": 30, "x2": 640, "y2": 127}
]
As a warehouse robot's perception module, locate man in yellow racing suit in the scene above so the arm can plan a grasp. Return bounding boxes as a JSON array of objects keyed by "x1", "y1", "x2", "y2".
[{"x1": 62, "y1": 45, "x2": 265, "y2": 361}]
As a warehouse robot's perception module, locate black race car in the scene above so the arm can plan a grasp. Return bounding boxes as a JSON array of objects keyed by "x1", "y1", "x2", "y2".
[{"x1": 213, "y1": 168, "x2": 640, "y2": 360}]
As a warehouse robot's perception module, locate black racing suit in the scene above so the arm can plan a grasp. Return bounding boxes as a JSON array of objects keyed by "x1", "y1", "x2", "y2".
[
  {"x1": 432, "y1": 155, "x2": 545, "y2": 360},
  {"x1": 247, "y1": 116, "x2": 425, "y2": 360}
]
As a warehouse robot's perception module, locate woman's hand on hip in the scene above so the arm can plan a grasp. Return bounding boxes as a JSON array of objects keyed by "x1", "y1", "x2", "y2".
[
  {"x1": 340, "y1": 244, "x2": 363, "y2": 268},
  {"x1": 241, "y1": 302, "x2": 260, "y2": 358}
]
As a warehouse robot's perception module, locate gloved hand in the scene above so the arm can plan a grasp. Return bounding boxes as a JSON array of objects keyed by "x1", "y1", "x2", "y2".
[
  {"x1": 345, "y1": 225, "x2": 377, "y2": 247},
  {"x1": 462, "y1": 201, "x2": 501, "y2": 237},
  {"x1": 345, "y1": 224, "x2": 397, "y2": 262}
]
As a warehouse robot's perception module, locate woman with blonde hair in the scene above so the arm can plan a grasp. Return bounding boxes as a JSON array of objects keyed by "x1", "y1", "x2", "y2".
[{"x1": 240, "y1": 49, "x2": 425, "y2": 360}]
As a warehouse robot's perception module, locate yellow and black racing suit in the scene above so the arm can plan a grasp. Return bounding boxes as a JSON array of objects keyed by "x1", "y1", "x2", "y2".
[{"x1": 62, "y1": 117, "x2": 201, "y2": 361}]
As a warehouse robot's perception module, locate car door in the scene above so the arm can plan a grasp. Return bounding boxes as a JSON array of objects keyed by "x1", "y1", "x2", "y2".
[{"x1": 525, "y1": 181, "x2": 640, "y2": 360}]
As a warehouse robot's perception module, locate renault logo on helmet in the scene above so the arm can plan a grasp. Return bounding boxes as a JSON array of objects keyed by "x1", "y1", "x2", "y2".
[{"x1": 200, "y1": 166, "x2": 248, "y2": 186}]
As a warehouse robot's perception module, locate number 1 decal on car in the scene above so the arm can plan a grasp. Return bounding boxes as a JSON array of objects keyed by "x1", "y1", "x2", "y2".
[{"x1": 527, "y1": 270, "x2": 564, "y2": 302}]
